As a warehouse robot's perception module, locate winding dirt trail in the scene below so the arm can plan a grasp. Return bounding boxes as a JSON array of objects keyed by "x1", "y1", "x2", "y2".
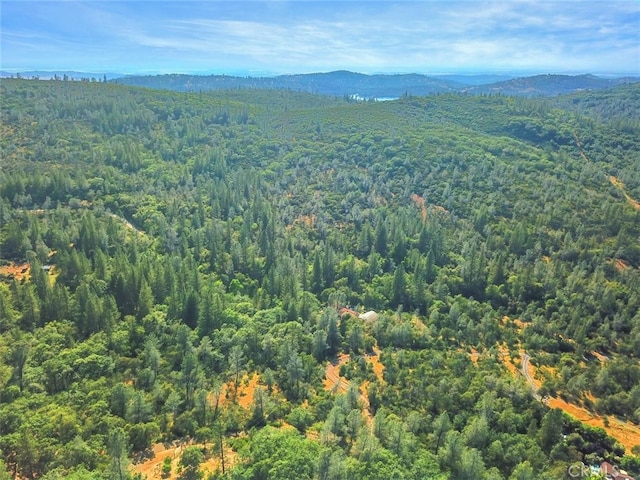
[
  {"x1": 497, "y1": 318, "x2": 639, "y2": 452},
  {"x1": 107, "y1": 212, "x2": 146, "y2": 236},
  {"x1": 324, "y1": 353, "x2": 351, "y2": 393},
  {"x1": 573, "y1": 132, "x2": 640, "y2": 212},
  {"x1": 573, "y1": 131, "x2": 591, "y2": 163},
  {"x1": 609, "y1": 176, "x2": 640, "y2": 211},
  {"x1": 323, "y1": 349, "x2": 384, "y2": 423},
  {"x1": 521, "y1": 354, "x2": 542, "y2": 402},
  {"x1": 323, "y1": 349, "x2": 384, "y2": 393}
]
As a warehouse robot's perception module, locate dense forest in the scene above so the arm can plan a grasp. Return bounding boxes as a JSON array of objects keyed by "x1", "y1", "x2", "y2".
[{"x1": 1, "y1": 78, "x2": 640, "y2": 480}]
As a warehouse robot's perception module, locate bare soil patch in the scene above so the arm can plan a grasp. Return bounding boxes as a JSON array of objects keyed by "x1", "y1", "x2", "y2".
[
  {"x1": 220, "y1": 373, "x2": 261, "y2": 409},
  {"x1": 548, "y1": 397, "x2": 640, "y2": 453},
  {"x1": 132, "y1": 440, "x2": 237, "y2": 480},
  {"x1": 610, "y1": 176, "x2": 640, "y2": 211},
  {"x1": 324, "y1": 354, "x2": 350, "y2": 394},
  {"x1": 468, "y1": 347, "x2": 480, "y2": 365},
  {"x1": 198, "y1": 445, "x2": 238, "y2": 479},
  {"x1": 615, "y1": 259, "x2": 630, "y2": 271},
  {"x1": 591, "y1": 351, "x2": 609, "y2": 364},
  {"x1": 323, "y1": 349, "x2": 384, "y2": 393},
  {"x1": 498, "y1": 344, "x2": 520, "y2": 376},
  {"x1": 410, "y1": 193, "x2": 427, "y2": 221},
  {"x1": 0, "y1": 262, "x2": 30, "y2": 281},
  {"x1": 323, "y1": 349, "x2": 384, "y2": 423},
  {"x1": 501, "y1": 316, "x2": 527, "y2": 334},
  {"x1": 499, "y1": 310, "x2": 640, "y2": 452},
  {"x1": 368, "y1": 347, "x2": 384, "y2": 383},
  {"x1": 107, "y1": 212, "x2": 146, "y2": 236}
]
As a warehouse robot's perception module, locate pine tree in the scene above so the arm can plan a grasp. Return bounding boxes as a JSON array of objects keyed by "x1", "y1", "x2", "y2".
[
  {"x1": 312, "y1": 250, "x2": 323, "y2": 294},
  {"x1": 326, "y1": 315, "x2": 342, "y2": 356},
  {"x1": 183, "y1": 291, "x2": 199, "y2": 329},
  {"x1": 136, "y1": 279, "x2": 153, "y2": 320},
  {"x1": 107, "y1": 428, "x2": 131, "y2": 480},
  {"x1": 375, "y1": 220, "x2": 388, "y2": 257},
  {"x1": 392, "y1": 263, "x2": 406, "y2": 307}
]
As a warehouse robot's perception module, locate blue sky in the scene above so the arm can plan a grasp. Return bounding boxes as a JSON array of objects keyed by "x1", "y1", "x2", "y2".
[{"x1": 1, "y1": 1, "x2": 639, "y2": 75}]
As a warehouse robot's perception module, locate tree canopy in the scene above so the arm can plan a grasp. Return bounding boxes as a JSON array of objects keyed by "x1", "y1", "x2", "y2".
[{"x1": 1, "y1": 77, "x2": 639, "y2": 479}]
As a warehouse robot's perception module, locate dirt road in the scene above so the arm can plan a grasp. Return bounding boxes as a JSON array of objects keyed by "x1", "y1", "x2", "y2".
[{"x1": 519, "y1": 352, "x2": 640, "y2": 453}]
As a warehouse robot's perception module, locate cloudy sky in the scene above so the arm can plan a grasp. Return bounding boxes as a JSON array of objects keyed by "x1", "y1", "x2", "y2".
[{"x1": 2, "y1": 0, "x2": 639, "y2": 75}]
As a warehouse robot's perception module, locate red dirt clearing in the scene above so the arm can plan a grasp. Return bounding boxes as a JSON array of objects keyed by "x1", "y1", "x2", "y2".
[
  {"x1": 498, "y1": 344, "x2": 522, "y2": 376},
  {"x1": 198, "y1": 445, "x2": 238, "y2": 479},
  {"x1": 287, "y1": 214, "x2": 316, "y2": 230},
  {"x1": 468, "y1": 347, "x2": 480, "y2": 365},
  {"x1": 220, "y1": 373, "x2": 261, "y2": 409},
  {"x1": 132, "y1": 441, "x2": 237, "y2": 480},
  {"x1": 132, "y1": 441, "x2": 182, "y2": 480},
  {"x1": 133, "y1": 373, "x2": 262, "y2": 480},
  {"x1": 501, "y1": 316, "x2": 527, "y2": 333},
  {"x1": 0, "y1": 262, "x2": 30, "y2": 281},
  {"x1": 548, "y1": 397, "x2": 640, "y2": 453},
  {"x1": 411, "y1": 193, "x2": 428, "y2": 221},
  {"x1": 324, "y1": 354, "x2": 350, "y2": 393},
  {"x1": 592, "y1": 351, "x2": 609, "y2": 364},
  {"x1": 615, "y1": 259, "x2": 630, "y2": 271},
  {"x1": 368, "y1": 348, "x2": 384, "y2": 383}
]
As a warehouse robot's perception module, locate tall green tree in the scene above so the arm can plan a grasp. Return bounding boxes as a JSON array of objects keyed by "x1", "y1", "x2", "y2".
[
  {"x1": 178, "y1": 446, "x2": 204, "y2": 480},
  {"x1": 106, "y1": 429, "x2": 131, "y2": 480}
]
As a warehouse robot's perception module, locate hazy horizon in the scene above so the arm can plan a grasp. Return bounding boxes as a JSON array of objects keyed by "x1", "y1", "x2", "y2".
[{"x1": 1, "y1": 69, "x2": 638, "y2": 80}]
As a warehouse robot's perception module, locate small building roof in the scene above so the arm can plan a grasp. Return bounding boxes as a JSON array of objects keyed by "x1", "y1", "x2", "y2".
[{"x1": 359, "y1": 310, "x2": 379, "y2": 322}]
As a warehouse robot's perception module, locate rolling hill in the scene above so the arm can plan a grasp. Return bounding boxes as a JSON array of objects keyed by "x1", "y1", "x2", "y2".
[
  {"x1": 113, "y1": 70, "x2": 639, "y2": 98},
  {"x1": 1, "y1": 78, "x2": 639, "y2": 479}
]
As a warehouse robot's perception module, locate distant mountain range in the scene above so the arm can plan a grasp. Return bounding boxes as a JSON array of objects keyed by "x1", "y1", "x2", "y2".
[
  {"x1": 113, "y1": 71, "x2": 640, "y2": 98},
  {"x1": 2, "y1": 70, "x2": 638, "y2": 98},
  {"x1": 113, "y1": 70, "x2": 460, "y2": 97}
]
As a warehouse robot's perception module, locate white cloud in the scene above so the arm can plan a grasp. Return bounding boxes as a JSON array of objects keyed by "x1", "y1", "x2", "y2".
[{"x1": 1, "y1": 0, "x2": 638, "y2": 73}]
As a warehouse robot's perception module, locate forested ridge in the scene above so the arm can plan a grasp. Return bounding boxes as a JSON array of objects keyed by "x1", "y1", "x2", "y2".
[
  {"x1": 112, "y1": 71, "x2": 639, "y2": 98},
  {"x1": 1, "y1": 78, "x2": 640, "y2": 479}
]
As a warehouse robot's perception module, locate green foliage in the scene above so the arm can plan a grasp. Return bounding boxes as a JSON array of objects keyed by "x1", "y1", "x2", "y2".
[
  {"x1": 234, "y1": 427, "x2": 320, "y2": 480},
  {"x1": 1, "y1": 78, "x2": 640, "y2": 479},
  {"x1": 179, "y1": 446, "x2": 204, "y2": 480},
  {"x1": 162, "y1": 455, "x2": 172, "y2": 478}
]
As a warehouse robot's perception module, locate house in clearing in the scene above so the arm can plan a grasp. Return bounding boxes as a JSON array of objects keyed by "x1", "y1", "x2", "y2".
[
  {"x1": 601, "y1": 462, "x2": 636, "y2": 480},
  {"x1": 358, "y1": 311, "x2": 379, "y2": 322}
]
